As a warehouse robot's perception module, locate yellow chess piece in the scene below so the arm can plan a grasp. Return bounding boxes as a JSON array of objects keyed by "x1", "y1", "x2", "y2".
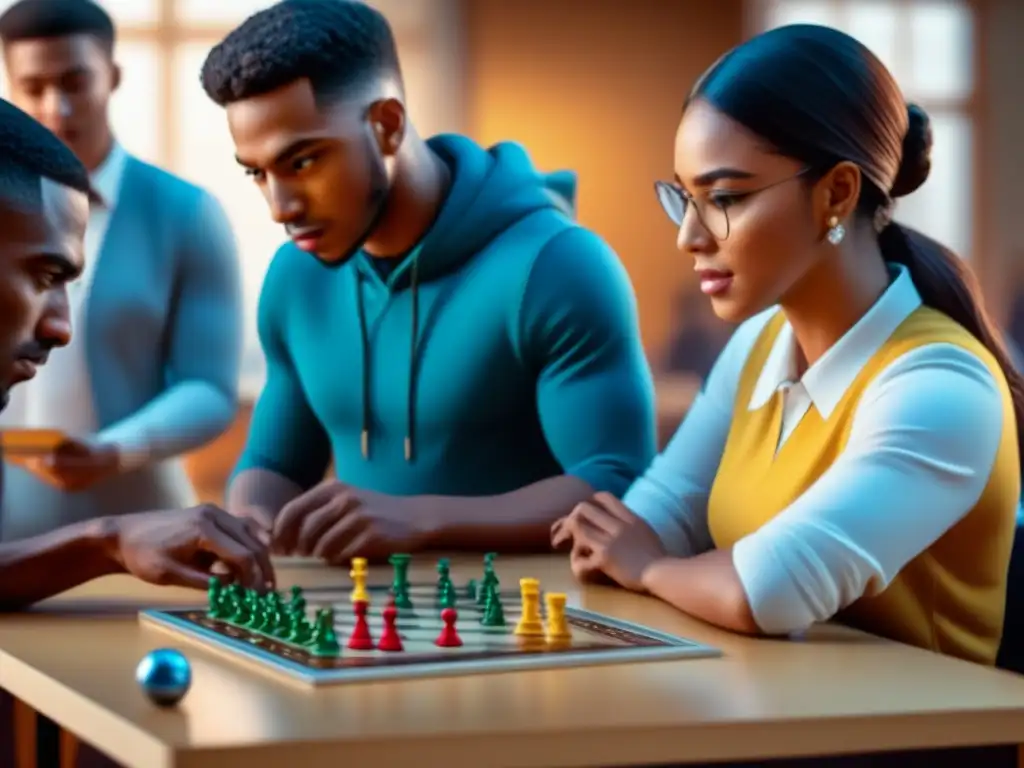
[
  {"x1": 350, "y1": 557, "x2": 369, "y2": 603},
  {"x1": 514, "y1": 577, "x2": 544, "y2": 637},
  {"x1": 544, "y1": 592, "x2": 571, "y2": 642}
]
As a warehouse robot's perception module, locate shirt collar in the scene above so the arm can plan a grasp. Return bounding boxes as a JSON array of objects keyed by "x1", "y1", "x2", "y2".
[
  {"x1": 748, "y1": 262, "x2": 922, "y2": 418},
  {"x1": 89, "y1": 141, "x2": 129, "y2": 210}
]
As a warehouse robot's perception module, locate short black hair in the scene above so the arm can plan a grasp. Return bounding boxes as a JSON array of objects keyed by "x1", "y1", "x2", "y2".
[
  {"x1": 0, "y1": 97, "x2": 90, "y2": 213},
  {"x1": 200, "y1": 0, "x2": 401, "y2": 108},
  {"x1": 0, "y1": 0, "x2": 115, "y2": 55}
]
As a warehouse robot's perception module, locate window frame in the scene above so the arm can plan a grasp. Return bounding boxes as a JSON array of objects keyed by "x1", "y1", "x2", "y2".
[{"x1": 744, "y1": 0, "x2": 988, "y2": 277}]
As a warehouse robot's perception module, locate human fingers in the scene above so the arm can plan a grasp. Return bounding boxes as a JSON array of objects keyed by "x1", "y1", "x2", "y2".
[
  {"x1": 311, "y1": 513, "x2": 365, "y2": 563},
  {"x1": 144, "y1": 557, "x2": 215, "y2": 590},
  {"x1": 188, "y1": 508, "x2": 262, "y2": 588},
  {"x1": 572, "y1": 502, "x2": 618, "y2": 539},
  {"x1": 272, "y1": 489, "x2": 323, "y2": 554},
  {"x1": 294, "y1": 493, "x2": 358, "y2": 556},
  {"x1": 212, "y1": 511, "x2": 276, "y2": 588},
  {"x1": 324, "y1": 526, "x2": 378, "y2": 565},
  {"x1": 590, "y1": 492, "x2": 640, "y2": 523}
]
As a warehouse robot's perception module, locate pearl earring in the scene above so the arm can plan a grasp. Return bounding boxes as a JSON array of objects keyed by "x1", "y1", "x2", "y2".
[{"x1": 826, "y1": 215, "x2": 846, "y2": 245}]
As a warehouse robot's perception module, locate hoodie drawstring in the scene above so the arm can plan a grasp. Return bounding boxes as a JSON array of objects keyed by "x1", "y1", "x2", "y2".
[{"x1": 355, "y1": 255, "x2": 420, "y2": 463}]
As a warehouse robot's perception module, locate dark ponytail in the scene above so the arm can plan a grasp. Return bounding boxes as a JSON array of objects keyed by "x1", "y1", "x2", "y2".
[
  {"x1": 878, "y1": 105, "x2": 1024, "y2": 459},
  {"x1": 692, "y1": 25, "x2": 1024, "y2": 459}
]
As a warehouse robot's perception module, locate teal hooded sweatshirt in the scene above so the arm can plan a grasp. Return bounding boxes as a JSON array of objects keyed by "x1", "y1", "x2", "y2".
[{"x1": 234, "y1": 135, "x2": 656, "y2": 498}]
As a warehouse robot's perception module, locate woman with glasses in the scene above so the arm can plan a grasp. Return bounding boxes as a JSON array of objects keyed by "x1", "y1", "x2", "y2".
[{"x1": 552, "y1": 23, "x2": 1023, "y2": 668}]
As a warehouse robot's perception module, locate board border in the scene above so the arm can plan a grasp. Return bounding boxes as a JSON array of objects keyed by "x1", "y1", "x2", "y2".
[{"x1": 139, "y1": 603, "x2": 721, "y2": 687}]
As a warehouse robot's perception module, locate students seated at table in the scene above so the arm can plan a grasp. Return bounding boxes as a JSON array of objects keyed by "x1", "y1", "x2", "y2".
[
  {"x1": 198, "y1": 0, "x2": 655, "y2": 561},
  {"x1": 0, "y1": 97, "x2": 272, "y2": 611},
  {"x1": 553, "y1": 24, "x2": 1022, "y2": 667}
]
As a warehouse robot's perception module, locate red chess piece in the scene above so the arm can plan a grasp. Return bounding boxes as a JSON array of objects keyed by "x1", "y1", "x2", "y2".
[
  {"x1": 434, "y1": 607, "x2": 462, "y2": 648},
  {"x1": 377, "y1": 603, "x2": 403, "y2": 652},
  {"x1": 347, "y1": 600, "x2": 374, "y2": 650}
]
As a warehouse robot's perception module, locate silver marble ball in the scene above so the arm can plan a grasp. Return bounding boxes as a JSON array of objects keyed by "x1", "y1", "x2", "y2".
[{"x1": 135, "y1": 648, "x2": 192, "y2": 707}]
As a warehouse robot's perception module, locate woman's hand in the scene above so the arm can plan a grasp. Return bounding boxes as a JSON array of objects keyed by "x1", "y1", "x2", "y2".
[{"x1": 553, "y1": 493, "x2": 666, "y2": 591}]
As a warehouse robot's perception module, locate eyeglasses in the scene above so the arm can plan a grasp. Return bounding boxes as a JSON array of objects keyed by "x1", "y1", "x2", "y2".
[{"x1": 654, "y1": 167, "x2": 812, "y2": 241}]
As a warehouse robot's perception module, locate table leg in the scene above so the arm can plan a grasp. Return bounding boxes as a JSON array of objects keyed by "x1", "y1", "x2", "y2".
[
  {"x1": 58, "y1": 730, "x2": 78, "y2": 768},
  {"x1": 12, "y1": 697, "x2": 36, "y2": 768}
]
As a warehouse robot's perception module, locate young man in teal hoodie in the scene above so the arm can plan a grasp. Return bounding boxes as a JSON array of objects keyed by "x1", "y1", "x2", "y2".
[{"x1": 200, "y1": 0, "x2": 656, "y2": 562}]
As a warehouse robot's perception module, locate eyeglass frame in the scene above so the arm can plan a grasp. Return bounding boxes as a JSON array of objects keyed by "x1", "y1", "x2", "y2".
[{"x1": 654, "y1": 166, "x2": 814, "y2": 241}]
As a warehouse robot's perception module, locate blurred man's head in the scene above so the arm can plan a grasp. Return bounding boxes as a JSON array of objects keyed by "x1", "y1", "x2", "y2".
[
  {"x1": 0, "y1": 0, "x2": 119, "y2": 170},
  {"x1": 200, "y1": 0, "x2": 406, "y2": 267},
  {"x1": 0, "y1": 97, "x2": 89, "y2": 410}
]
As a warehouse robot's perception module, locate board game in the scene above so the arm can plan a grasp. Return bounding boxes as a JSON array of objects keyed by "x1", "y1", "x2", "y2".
[{"x1": 140, "y1": 554, "x2": 721, "y2": 686}]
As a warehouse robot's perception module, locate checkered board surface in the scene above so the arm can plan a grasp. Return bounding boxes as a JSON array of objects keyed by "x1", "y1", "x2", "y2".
[{"x1": 140, "y1": 582, "x2": 721, "y2": 686}]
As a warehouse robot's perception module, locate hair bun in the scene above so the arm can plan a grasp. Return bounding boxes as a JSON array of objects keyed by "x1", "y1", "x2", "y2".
[{"x1": 890, "y1": 103, "x2": 932, "y2": 198}]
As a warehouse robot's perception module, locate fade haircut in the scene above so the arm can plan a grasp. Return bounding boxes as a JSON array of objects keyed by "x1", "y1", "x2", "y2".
[
  {"x1": 0, "y1": 97, "x2": 90, "y2": 214},
  {"x1": 0, "y1": 0, "x2": 116, "y2": 55},
  {"x1": 200, "y1": 0, "x2": 401, "y2": 108}
]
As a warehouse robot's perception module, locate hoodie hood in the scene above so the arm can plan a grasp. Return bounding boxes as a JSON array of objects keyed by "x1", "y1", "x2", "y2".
[
  {"x1": 352, "y1": 135, "x2": 577, "y2": 463},
  {"x1": 355, "y1": 134, "x2": 577, "y2": 285}
]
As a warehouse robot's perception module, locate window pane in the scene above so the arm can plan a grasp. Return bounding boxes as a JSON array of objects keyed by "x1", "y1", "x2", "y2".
[
  {"x1": 0, "y1": 0, "x2": 159, "y2": 24},
  {"x1": 761, "y1": 0, "x2": 839, "y2": 29},
  {"x1": 109, "y1": 41, "x2": 160, "y2": 163},
  {"x1": 175, "y1": 0, "x2": 276, "y2": 24},
  {"x1": 176, "y1": 0, "x2": 431, "y2": 27},
  {"x1": 893, "y1": 111, "x2": 972, "y2": 258},
  {"x1": 907, "y1": 1, "x2": 973, "y2": 100},
  {"x1": 172, "y1": 41, "x2": 284, "y2": 396},
  {"x1": 845, "y1": 0, "x2": 902, "y2": 85}
]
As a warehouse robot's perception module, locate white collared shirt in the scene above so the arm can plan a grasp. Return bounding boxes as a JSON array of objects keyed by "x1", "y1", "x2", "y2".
[
  {"x1": 626, "y1": 264, "x2": 1009, "y2": 634},
  {"x1": 0, "y1": 141, "x2": 129, "y2": 433}
]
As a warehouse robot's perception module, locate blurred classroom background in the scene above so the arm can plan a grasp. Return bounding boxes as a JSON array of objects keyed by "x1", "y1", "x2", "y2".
[{"x1": 1, "y1": 0, "x2": 1019, "y2": 503}]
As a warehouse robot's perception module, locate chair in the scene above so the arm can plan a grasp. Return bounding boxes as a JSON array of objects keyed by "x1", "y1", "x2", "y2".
[{"x1": 997, "y1": 523, "x2": 1024, "y2": 674}]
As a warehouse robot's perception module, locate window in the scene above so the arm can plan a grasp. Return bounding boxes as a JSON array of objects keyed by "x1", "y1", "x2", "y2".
[
  {"x1": 3, "y1": 0, "x2": 463, "y2": 397},
  {"x1": 751, "y1": 0, "x2": 977, "y2": 259}
]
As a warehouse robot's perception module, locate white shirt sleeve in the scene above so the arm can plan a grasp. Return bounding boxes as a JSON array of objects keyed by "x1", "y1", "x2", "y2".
[
  {"x1": 624, "y1": 310, "x2": 776, "y2": 557},
  {"x1": 732, "y1": 342, "x2": 1012, "y2": 635}
]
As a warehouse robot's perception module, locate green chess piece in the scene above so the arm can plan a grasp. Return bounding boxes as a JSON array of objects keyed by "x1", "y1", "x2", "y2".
[
  {"x1": 310, "y1": 608, "x2": 340, "y2": 656},
  {"x1": 481, "y1": 588, "x2": 506, "y2": 627},
  {"x1": 206, "y1": 576, "x2": 223, "y2": 618},
  {"x1": 287, "y1": 585, "x2": 306, "y2": 616},
  {"x1": 477, "y1": 568, "x2": 498, "y2": 606},
  {"x1": 439, "y1": 578, "x2": 457, "y2": 608},
  {"x1": 466, "y1": 578, "x2": 477, "y2": 600},
  {"x1": 239, "y1": 589, "x2": 260, "y2": 626},
  {"x1": 390, "y1": 553, "x2": 413, "y2": 608},
  {"x1": 265, "y1": 593, "x2": 289, "y2": 637},
  {"x1": 288, "y1": 611, "x2": 312, "y2": 644}
]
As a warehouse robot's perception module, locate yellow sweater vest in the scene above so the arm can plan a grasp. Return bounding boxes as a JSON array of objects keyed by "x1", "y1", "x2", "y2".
[{"x1": 707, "y1": 307, "x2": 1019, "y2": 665}]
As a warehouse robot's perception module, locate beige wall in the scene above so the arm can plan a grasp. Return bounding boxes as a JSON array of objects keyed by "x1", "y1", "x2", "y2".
[{"x1": 462, "y1": 0, "x2": 745, "y2": 355}]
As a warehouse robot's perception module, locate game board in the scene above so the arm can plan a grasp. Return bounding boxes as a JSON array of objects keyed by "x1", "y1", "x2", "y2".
[{"x1": 140, "y1": 555, "x2": 721, "y2": 687}]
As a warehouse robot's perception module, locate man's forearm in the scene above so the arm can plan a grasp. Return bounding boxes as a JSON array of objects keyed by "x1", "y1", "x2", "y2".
[
  {"x1": 418, "y1": 475, "x2": 593, "y2": 552},
  {"x1": 97, "y1": 381, "x2": 236, "y2": 470},
  {"x1": 227, "y1": 468, "x2": 304, "y2": 524},
  {"x1": 0, "y1": 517, "x2": 124, "y2": 611}
]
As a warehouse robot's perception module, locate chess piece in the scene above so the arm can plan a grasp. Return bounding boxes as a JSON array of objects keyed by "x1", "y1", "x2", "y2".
[
  {"x1": 310, "y1": 608, "x2": 341, "y2": 656},
  {"x1": 288, "y1": 585, "x2": 307, "y2": 616},
  {"x1": 377, "y1": 600, "x2": 404, "y2": 652},
  {"x1": 439, "y1": 578, "x2": 458, "y2": 609},
  {"x1": 389, "y1": 553, "x2": 413, "y2": 608},
  {"x1": 206, "y1": 576, "x2": 223, "y2": 618},
  {"x1": 288, "y1": 611, "x2": 312, "y2": 644},
  {"x1": 544, "y1": 592, "x2": 572, "y2": 641},
  {"x1": 514, "y1": 578, "x2": 544, "y2": 637},
  {"x1": 435, "y1": 607, "x2": 462, "y2": 647},
  {"x1": 350, "y1": 557, "x2": 370, "y2": 603},
  {"x1": 481, "y1": 590, "x2": 506, "y2": 627},
  {"x1": 347, "y1": 600, "x2": 374, "y2": 650}
]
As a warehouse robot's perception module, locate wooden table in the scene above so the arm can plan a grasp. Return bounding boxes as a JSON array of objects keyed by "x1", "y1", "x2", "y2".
[{"x1": 2, "y1": 555, "x2": 1024, "y2": 767}]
